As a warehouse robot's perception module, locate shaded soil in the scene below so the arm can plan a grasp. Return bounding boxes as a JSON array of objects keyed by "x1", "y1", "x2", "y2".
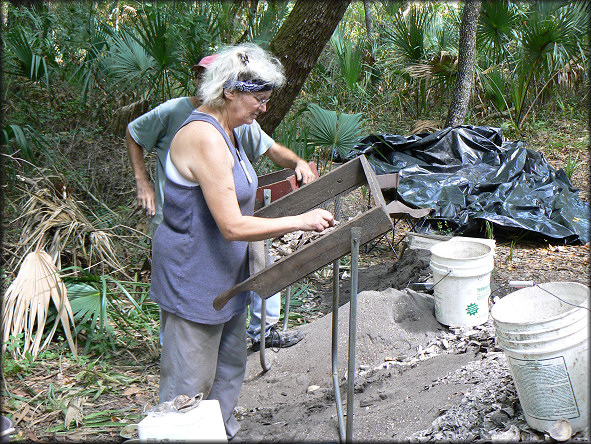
[
  {"x1": 2, "y1": 233, "x2": 589, "y2": 443},
  {"x1": 237, "y1": 288, "x2": 478, "y2": 442},
  {"x1": 233, "y1": 239, "x2": 589, "y2": 442}
]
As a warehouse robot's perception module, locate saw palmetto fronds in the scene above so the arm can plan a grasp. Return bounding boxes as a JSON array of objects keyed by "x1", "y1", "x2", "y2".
[
  {"x1": 306, "y1": 103, "x2": 365, "y2": 174},
  {"x1": 63, "y1": 266, "x2": 148, "y2": 354},
  {"x1": 2, "y1": 249, "x2": 77, "y2": 359}
]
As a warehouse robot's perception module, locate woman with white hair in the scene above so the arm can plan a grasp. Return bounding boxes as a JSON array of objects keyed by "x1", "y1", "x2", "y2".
[{"x1": 149, "y1": 43, "x2": 334, "y2": 440}]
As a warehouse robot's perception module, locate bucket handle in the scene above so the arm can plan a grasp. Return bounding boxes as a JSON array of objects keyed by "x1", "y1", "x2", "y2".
[
  {"x1": 498, "y1": 282, "x2": 591, "y2": 313},
  {"x1": 0, "y1": 427, "x2": 15, "y2": 438},
  {"x1": 431, "y1": 269, "x2": 452, "y2": 291},
  {"x1": 508, "y1": 280, "x2": 534, "y2": 288},
  {"x1": 534, "y1": 283, "x2": 590, "y2": 312}
]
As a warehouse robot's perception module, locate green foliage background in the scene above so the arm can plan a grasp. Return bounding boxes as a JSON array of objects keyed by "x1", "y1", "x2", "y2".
[{"x1": 2, "y1": 0, "x2": 589, "y2": 355}]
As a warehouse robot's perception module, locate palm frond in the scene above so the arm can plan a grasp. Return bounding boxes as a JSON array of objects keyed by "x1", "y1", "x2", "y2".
[
  {"x1": 241, "y1": 0, "x2": 290, "y2": 47},
  {"x1": 331, "y1": 25, "x2": 364, "y2": 90},
  {"x1": 111, "y1": 99, "x2": 150, "y2": 137},
  {"x1": 61, "y1": 269, "x2": 149, "y2": 354},
  {"x1": 68, "y1": 18, "x2": 111, "y2": 103},
  {"x1": 404, "y1": 51, "x2": 457, "y2": 81},
  {"x1": 204, "y1": 1, "x2": 246, "y2": 43},
  {"x1": 132, "y1": 6, "x2": 178, "y2": 70},
  {"x1": 479, "y1": 67, "x2": 510, "y2": 113},
  {"x1": 2, "y1": 123, "x2": 49, "y2": 164},
  {"x1": 306, "y1": 103, "x2": 365, "y2": 170},
  {"x1": 383, "y1": 4, "x2": 436, "y2": 65},
  {"x1": 307, "y1": 103, "x2": 339, "y2": 148},
  {"x1": 518, "y1": 1, "x2": 586, "y2": 77},
  {"x1": 102, "y1": 26, "x2": 155, "y2": 100},
  {"x1": 477, "y1": 0, "x2": 520, "y2": 62},
  {"x1": 10, "y1": 179, "x2": 125, "y2": 276},
  {"x1": 2, "y1": 250, "x2": 77, "y2": 359},
  {"x1": 4, "y1": 27, "x2": 51, "y2": 92}
]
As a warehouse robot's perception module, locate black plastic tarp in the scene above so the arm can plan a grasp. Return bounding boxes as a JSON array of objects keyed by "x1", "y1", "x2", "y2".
[{"x1": 342, "y1": 125, "x2": 589, "y2": 245}]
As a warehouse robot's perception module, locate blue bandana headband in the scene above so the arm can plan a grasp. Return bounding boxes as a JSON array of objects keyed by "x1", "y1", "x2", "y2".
[{"x1": 223, "y1": 79, "x2": 274, "y2": 92}]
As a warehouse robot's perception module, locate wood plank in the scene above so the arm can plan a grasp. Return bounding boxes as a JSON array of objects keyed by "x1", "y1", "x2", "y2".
[
  {"x1": 213, "y1": 206, "x2": 393, "y2": 310},
  {"x1": 257, "y1": 168, "x2": 293, "y2": 187},
  {"x1": 360, "y1": 155, "x2": 387, "y2": 211},
  {"x1": 254, "y1": 156, "x2": 367, "y2": 218},
  {"x1": 376, "y1": 173, "x2": 400, "y2": 191},
  {"x1": 256, "y1": 161, "x2": 318, "y2": 188},
  {"x1": 385, "y1": 201, "x2": 433, "y2": 218}
]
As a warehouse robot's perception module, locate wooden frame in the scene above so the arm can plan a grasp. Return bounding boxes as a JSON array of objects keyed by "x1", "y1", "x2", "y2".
[
  {"x1": 255, "y1": 162, "x2": 318, "y2": 210},
  {"x1": 213, "y1": 155, "x2": 393, "y2": 311}
]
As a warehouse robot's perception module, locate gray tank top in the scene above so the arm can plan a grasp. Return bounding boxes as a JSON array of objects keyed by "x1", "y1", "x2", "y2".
[{"x1": 150, "y1": 111, "x2": 258, "y2": 324}]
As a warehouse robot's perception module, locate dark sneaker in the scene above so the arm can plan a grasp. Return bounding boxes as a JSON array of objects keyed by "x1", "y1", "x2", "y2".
[{"x1": 250, "y1": 327, "x2": 303, "y2": 352}]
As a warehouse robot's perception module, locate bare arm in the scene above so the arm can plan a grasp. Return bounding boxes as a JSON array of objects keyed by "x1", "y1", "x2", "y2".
[
  {"x1": 264, "y1": 142, "x2": 316, "y2": 185},
  {"x1": 170, "y1": 124, "x2": 334, "y2": 242},
  {"x1": 126, "y1": 127, "x2": 156, "y2": 217}
]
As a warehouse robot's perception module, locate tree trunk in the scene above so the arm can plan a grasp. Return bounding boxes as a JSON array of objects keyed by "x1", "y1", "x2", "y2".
[
  {"x1": 114, "y1": 0, "x2": 120, "y2": 31},
  {"x1": 363, "y1": 0, "x2": 374, "y2": 47},
  {"x1": 445, "y1": 0, "x2": 481, "y2": 128},
  {"x1": 257, "y1": 0, "x2": 352, "y2": 135}
]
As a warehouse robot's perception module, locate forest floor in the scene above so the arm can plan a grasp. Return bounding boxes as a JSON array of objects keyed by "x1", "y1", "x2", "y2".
[
  {"x1": 1, "y1": 110, "x2": 589, "y2": 442},
  {"x1": 4, "y1": 232, "x2": 588, "y2": 443}
]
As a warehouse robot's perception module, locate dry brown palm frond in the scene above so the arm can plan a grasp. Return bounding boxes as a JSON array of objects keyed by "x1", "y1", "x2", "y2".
[
  {"x1": 89, "y1": 231, "x2": 120, "y2": 268},
  {"x1": 111, "y1": 98, "x2": 150, "y2": 136},
  {"x1": 410, "y1": 120, "x2": 441, "y2": 135},
  {"x1": 64, "y1": 395, "x2": 87, "y2": 429},
  {"x1": 404, "y1": 52, "x2": 457, "y2": 79},
  {"x1": 10, "y1": 179, "x2": 125, "y2": 275},
  {"x1": 557, "y1": 54, "x2": 585, "y2": 89},
  {"x1": 404, "y1": 63, "x2": 434, "y2": 79},
  {"x1": 1, "y1": 249, "x2": 77, "y2": 359}
]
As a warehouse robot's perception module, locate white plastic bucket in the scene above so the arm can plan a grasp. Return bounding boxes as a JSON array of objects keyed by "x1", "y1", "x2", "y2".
[
  {"x1": 429, "y1": 240, "x2": 494, "y2": 326},
  {"x1": 137, "y1": 399, "x2": 227, "y2": 442},
  {"x1": 491, "y1": 282, "x2": 590, "y2": 433},
  {"x1": 0, "y1": 416, "x2": 15, "y2": 443},
  {"x1": 448, "y1": 236, "x2": 495, "y2": 255}
]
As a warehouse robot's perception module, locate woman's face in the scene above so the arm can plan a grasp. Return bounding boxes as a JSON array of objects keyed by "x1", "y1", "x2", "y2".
[{"x1": 230, "y1": 90, "x2": 273, "y2": 125}]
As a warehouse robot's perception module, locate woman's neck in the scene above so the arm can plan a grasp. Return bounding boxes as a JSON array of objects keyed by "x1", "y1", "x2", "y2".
[
  {"x1": 189, "y1": 96, "x2": 201, "y2": 108},
  {"x1": 196, "y1": 104, "x2": 234, "y2": 137}
]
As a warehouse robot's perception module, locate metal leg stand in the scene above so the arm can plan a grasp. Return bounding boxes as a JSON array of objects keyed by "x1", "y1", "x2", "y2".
[
  {"x1": 259, "y1": 190, "x2": 273, "y2": 372},
  {"x1": 282, "y1": 286, "x2": 291, "y2": 332},
  {"x1": 332, "y1": 257, "x2": 346, "y2": 442},
  {"x1": 332, "y1": 226, "x2": 361, "y2": 443},
  {"x1": 346, "y1": 227, "x2": 361, "y2": 442}
]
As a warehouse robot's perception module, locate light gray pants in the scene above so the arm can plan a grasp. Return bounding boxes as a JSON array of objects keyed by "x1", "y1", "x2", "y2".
[{"x1": 159, "y1": 309, "x2": 247, "y2": 439}]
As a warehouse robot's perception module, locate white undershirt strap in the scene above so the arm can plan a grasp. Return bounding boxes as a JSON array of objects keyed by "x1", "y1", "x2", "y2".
[{"x1": 165, "y1": 150, "x2": 199, "y2": 187}]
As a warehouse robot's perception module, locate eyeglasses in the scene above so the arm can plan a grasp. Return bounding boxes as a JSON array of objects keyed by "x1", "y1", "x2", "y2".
[{"x1": 250, "y1": 93, "x2": 271, "y2": 106}]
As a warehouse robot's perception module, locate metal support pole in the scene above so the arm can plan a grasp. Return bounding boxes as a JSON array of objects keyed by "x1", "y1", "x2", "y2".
[
  {"x1": 332, "y1": 257, "x2": 345, "y2": 442},
  {"x1": 346, "y1": 227, "x2": 361, "y2": 442},
  {"x1": 282, "y1": 286, "x2": 291, "y2": 332},
  {"x1": 330, "y1": 195, "x2": 346, "y2": 442},
  {"x1": 259, "y1": 189, "x2": 272, "y2": 372}
]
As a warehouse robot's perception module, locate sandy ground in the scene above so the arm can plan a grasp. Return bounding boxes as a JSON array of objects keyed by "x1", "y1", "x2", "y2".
[
  {"x1": 236, "y1": 288, "x2": 480, "y2": 442},
  {"x1": 233, "y1": 247, "x2": 589, "y2": 443}
]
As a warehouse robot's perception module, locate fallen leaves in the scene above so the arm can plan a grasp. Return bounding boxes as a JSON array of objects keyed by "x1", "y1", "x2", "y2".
[{"x1": 64, "y1": 396, "x2": 87, "y2": 429}]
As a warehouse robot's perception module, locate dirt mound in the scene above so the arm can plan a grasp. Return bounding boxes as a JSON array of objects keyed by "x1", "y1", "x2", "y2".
[
  {"x1": 236, "y1": 283, "x2": 589, "y2": 442},
  {"x1": 237, "y1": 288, "x2": 476, "y2": 441},
  {"x1": 249, "y1": 288, "x2": 443, "y2": 375},
  {"x1": 317, "y1": 248, "x2": 432, "y2": 309}
]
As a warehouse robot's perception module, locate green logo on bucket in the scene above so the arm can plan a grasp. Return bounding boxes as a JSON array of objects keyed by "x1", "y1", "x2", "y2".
[{"x1": 466, "y1": 303, "x2": 479, "y2": 316}]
